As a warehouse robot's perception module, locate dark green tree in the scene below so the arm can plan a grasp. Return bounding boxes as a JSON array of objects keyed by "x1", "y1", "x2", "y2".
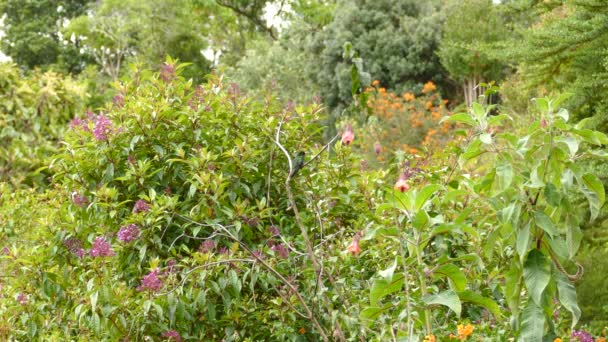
[
  {"x1": 0, "y1": 0, "x2": 93, "y2": 72},
  {"x1": 312, "y1": 0, "x2": 448, "y2": 114},
  {"x1": 507, "y1": 0, "x2": 608, "y2": 131},
  {"x1": 438, "y1": 0, "x2": 508, "y2": 106}
]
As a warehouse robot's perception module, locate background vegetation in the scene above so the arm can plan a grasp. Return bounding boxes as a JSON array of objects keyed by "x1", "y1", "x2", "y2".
[{"x1": 0, "y1": 0, "x2": 606, "y2": 340}]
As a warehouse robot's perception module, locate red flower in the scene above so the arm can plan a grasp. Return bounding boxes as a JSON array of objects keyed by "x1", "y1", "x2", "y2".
[
  {"x1": 341, "y1": 125, "x2": 355, "y2": 145},
  {"x1": 373, "y1": 141, "x2": 382, "y2": 155}
]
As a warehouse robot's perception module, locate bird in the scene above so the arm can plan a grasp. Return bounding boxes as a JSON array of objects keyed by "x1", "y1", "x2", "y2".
[{"x1": 290, "y1": 151, "x2": 306, "y2": 177}]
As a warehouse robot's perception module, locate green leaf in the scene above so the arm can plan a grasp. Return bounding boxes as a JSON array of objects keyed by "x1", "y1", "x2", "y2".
[
  {"x1": 566, "y1": 224, "x2": 583, "y2": 259},
  {"x1": 90, "y1": 291, "x2": 98, "y2": 313},
  {"x1": 556, "y1": 108, "x2": 569, "y2": 122},
  {"x1": 556, "y1": 273, "x2": 581, "y2": 328},
  {"x1": 360, "y1": 305, "x2": 392, "y2": 322},
  {"x1": 457, "y1": 290, "x2": 501, "y2": 318},
  {"x1": 556, "y1": 136, "x2": 578, "y2": 157},
  {"x1": 370, "y1": 275, "x2": 404, "y2": 306},
  {"x1": 433, "y1": 264, "x2": 466, "y2": 292},
  {"x1": 378, "y1": 259, "x2": 397, "y2": 282},
  {"x1": 533, "y1": 98, "x2": 550, "y2": 114},
  {"x1": 423, "y1": 290, "x2": 461, "y2": 317},
  {"x1": 441, "y1": 113, "x2": 475, "y2": 126},
  {"x1": 523, "y1": 250, "x2": 551, "y2": 306},
  {"x1": 533, "y1": 211, "x2": 557, "y2": 238},
  {"x1": 543, "y1": 183, "x2": 562, "y2": 207},
  {"x1": 480, "y1": 133, "x2": 493, "y2": 144},
  {"x1": 516, "y1": 222, "x2": 531, "y2": 264},
  {"x1": 495, "y1": 163, "x2": 513, "y2": 193},
  {"x1": 519, "y1": 300, "x2": 545, "y2": 342},
  {"x1": 411, "y1": 210, "x2": 430, "y2": 229},
  {"x1": 414, "y1": 184, "x2": 442, "y2": 212},
  {"x1": 581, "y1": 173, "x2": 605, "y2": 221}
]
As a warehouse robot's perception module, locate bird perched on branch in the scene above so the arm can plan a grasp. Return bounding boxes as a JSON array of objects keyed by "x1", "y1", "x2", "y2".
[{"x1": 290, "y1": 151, "x2": 306, "y2": 177}]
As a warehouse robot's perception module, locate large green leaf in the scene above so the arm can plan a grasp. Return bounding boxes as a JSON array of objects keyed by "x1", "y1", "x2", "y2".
[
  {"x1": 494, "y1": 163, "x2": 513, "y2": 194},
  {"x1": 441, "y1": 112, "x2": 475, "y2": 126},
  {"x1": 457, "y1": 290, "x2": 502, "y2": 318},
  {"x1": 523, "y1": 250, "x2": 551, "y2": 306},
  {"x1": 518, "y1": 301, "x2": 545, "y2": 342},
  {"x1": 516, "y1": 222, "x2": 531, "y2": 264},
  {"x1": 556, "y1": 273, "x2": 581, "y2": 328},
  {"x1": 533, "y1": 211, "x2": 557, "y2": 238},
  {"x1": 414, "y1": 184, "x2": 443, "y2": 212},
  {"x1": 581, "y1": 173, "x2": 605, "y2": 221},
  {"x1": 423, "y1": 290, "x2": 461, "y2": 317},
  {"x1": 370, "y1": 275, "x2": 404, "y2": 306},
  {"x1": 432, "y1": 264, "x2": 466, "y2": 292}
]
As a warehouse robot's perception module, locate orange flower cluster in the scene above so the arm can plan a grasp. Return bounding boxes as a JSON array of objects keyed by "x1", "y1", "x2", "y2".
[
  {"x1": 449, "y1": 324, "x2": 474, "y2": 340},
  {"x1": 358, "y1": 80, "x2": 453, "y2": 167},
  {"x1": 423, "y1": 334, "x2": 436, "y2": 342}
]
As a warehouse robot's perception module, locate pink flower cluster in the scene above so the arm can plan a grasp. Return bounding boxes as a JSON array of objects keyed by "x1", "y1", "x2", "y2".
[
  {"x1": 160, "y1": 64, "x2": 176, "y2": 83},
  {"x1": 198, "y1": 240, "x2": 215, "y2": 253},
  {"x1": 137, "y1": 269, "x2": 163, "y2": 292},
  {"x1": 72, "y1": 191, "x2": 87, "y2": 207},
  {"x1": 117, "y1": 224, "x2": 140, "y2": 243},
  {"x1": 133, "y1": 200, "x2": 151, "y2": 213},
  {"x1": 69, "y1": 111, "x2": 115, "y2": 141},
  {"x1": 89, "y1": 237, "x2": 115, "y2": 258},
  {"x1": 64, "y1": 238, "x2": 86, "y2": 258},
  {"x1": 161, "y1": 330, "x2": 181, "y2": 341}
]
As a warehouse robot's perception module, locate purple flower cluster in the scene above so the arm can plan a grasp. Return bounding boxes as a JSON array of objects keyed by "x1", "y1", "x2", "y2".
[
  {"x1": 112, "y1": 94, "x2": 125, "y2": 108},
  {"x1": 117, "y1": 224, "x2": 140, "y2": 243},
  {"x1": 64, "y1": 238, "x2": 86, "y2": 258},
  {"x1": 198, "y1": 240, "x2": 215, "y2": 253},
  {"x1": 1, "y1": 246, "x2": 9, "y2": 256},
  {"x1": 93, "y1": 114, "x2": 113, "y2": 141},
  {"x1": 137, "y1": 269, "x2": 163, "y2": 292},
  {"x1": 133, "y1": 200, "x2": 151, "y2": 213},
  {"x1": 160, "y1": 64, "x2": 176, "y2": 83},
  {"x1": 89, "y1": 237, "x2": 115, "y2": 258},
  {"x1": 165, "y1": 259, "x2": 177, "y2": 275},
  {"x1": 71, "y1": 191, "x2": 87, "y2": 207},
  {"x1": 268, "y1": 225, "x2": 280, "y2": 237},
  {"x1": 161, "y1": 330, "x2": 182, "y2": 341},
  {"x1": 571, "y1": 330, "x2": 593, "y2": 342},
  {"x1": 17, "y1": 292, "x2": 28, "y2": 305},
  {"x1": 188, "y1": 85, "x2": 206, "y2": 110},
  {"x1": 270, "y1": 243, "x2": 289, "y2": 259}
]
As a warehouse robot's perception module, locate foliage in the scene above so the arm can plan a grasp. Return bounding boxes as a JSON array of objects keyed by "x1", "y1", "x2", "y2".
[
  {"x1": 312, "y1": 0, "x2": 448, "y2": 114},
  {"x1": 352, "y1": 81, "x2": 453, "y2": 168},
  {"x1": 0, "y1": 0, "x2": 93, "y2": 72},
  {"x1": 438, "y1": 0, "x2": 508, "y2": 106},
  {"x1": 66, "y1": 0, "x2": 212, "y2": 81},
  {"x1": 0, "y1": 63, "x2": 87, "y2": 188},
  {"x1": 505, "y1": 0, "x2": 608, "y2": 131}
]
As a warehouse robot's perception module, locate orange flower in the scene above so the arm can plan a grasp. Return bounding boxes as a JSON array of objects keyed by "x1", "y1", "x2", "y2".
[
  {"x1": 457, "y1": 324, "x2": 474, "y2": 339},
  {"x1": 596, "y1": 338, "x2": 605, "y2": 342},
  {"x1": 299, "y1": 327, "x2": 306, "y2": 334},
  {"x1": 378, "y1": 87, "x2": 387, "y2": 93},
  {"x1": 346, "y1": 239, "x2": 361, "y2": 255},
  {"x1": 422, "y1": 81, "x2": 436, "y2": 93},
  {"x1": 553, "y1": 338, "x2": 562, "y2": 342},
  {"x1": 424, "y1": 335, "x2": 436, "y2": 342},
  {"x1": 403, "y1": 92, "x2": 415, "y2": 101},
  {"x1": 372, "y1": 80, "x2": 380, "y2": 87},
  {"x1": 394, "y1": 173, "x2": 410, "y2": 192},
  {"x1": 408, "y1": 147, "x2": 418, "y2": 154},
  {"x1": 341, "y1": 125, "x2": 354, "y2": 145}
]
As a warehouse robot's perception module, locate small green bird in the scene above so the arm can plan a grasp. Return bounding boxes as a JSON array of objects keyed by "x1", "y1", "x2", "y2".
[{"x1": 290, "y1": 151, "x2": 306, "y2": 177}]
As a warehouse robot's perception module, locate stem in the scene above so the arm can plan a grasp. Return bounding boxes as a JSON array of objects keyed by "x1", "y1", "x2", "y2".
[{"x1": 414, "y1": 232, "x2": 432, "y2": 335}]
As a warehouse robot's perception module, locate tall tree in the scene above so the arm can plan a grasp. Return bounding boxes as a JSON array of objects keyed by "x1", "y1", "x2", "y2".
[
  {"x1": 438, "y1": 0, "x2": 508, "y2": 106},
  {"x1": 0, "y1": 0, "x2": 92, "y2": 72},
  {"x1": 312, "y1": 0, "x2": 448, "y2": 114}
]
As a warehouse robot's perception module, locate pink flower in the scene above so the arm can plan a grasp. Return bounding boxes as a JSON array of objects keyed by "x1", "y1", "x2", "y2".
[
  {"x1": 17, "y1": 292, "x2": 28, "y2": 305},
  {"x1": 198, "y1": 240, "x2": 215, "y2": 253},
  {"x1": 271, "y1": 243, "x2": 289, "y2": 259},
  {"x1": 72, "y1": 191, "x2": 87, "y2": 207},
  {"x1": 160, "y1": 64, "x2": 176, "y2": 83},
  {"x1": 133, "y1": 200, "x2": 150, "y2": 213},
  {"x1": 117, "y1": 224, "x2": 140, "y2": 243},
  {"x1": 346, "y1": 240, "x2": 361, "y2": 255},
  {"x1": 161, "y1": 330, "x2": 182, "y2": 341},
  {"x1": 394, "y1": 173, "x2": 410, "y2": 192},
  {"x1": 93, "y1": 114, "x2": 113, "y2": 141},
  {"x1": 373, "y1": 141, "x2": 382, "y2": 155},
  {"x1": 137, "y1": 269, "x2": 163, "y2": 292},
  {"x1": 89, "y1": 237, "x2": 115, "y2": 258},
  {"x1": 341, "y1": 125, "x2": 355, "y2": 145},
  {"x1": 64, "y1": 238, "x2": 86, "y2": 258}
]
